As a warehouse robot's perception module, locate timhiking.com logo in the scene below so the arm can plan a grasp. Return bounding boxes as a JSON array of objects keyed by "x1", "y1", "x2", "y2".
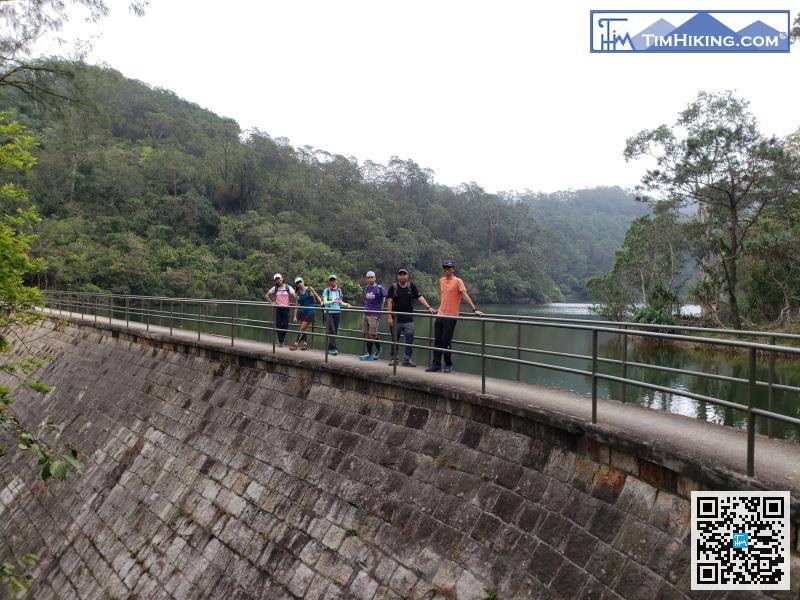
[{"x1": 590, "y1": 10, "x2": 790, "y2": 53}]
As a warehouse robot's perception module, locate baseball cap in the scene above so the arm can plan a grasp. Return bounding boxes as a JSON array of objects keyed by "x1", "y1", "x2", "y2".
[
  {"x1": 442, "y1": 260, "x2": 455, "y2": 268},
  {"x1": 397, "y1": 267, "x2": 409, "y2": 274},
  {"x1": 366, "y1": 270, "x2": 376, "y2": 278},
  {"x1": 273, "y1": 273, "x2": 282, "y2": 280},
  {"x1": 328, "y1": 274, "x2": 337, "y2": 281},
  {"x1": 294, "y1": 277, "x2": 303, "y2": 284}
]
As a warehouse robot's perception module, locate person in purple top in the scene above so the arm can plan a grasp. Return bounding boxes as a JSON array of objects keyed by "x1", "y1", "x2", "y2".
[{"x1": 359, "y1": 270, "x2": 388, "y2": 361}]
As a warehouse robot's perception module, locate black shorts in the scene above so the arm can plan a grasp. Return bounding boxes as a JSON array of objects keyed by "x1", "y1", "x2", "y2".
[{"x1": 299, "y1": 314, "x2": 315, "y2": 323}]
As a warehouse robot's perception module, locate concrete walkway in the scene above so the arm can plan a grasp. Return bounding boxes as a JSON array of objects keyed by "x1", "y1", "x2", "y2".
[{"x1": 43, "y1": 308, "x2": 800, "y2": 496}]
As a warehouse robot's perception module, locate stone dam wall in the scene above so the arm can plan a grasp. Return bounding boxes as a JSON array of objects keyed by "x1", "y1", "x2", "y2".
[{"x1": 0, "y1": 319, "x2": 798, "y2": 600}]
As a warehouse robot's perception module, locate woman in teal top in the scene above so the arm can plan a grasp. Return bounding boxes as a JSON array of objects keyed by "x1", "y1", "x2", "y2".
[
  {"x1": 291, "y1": 277, "x2": 322, "y2": 350},
  {"x1": 321, "y1": 274, "x2": 350, "y2": 355}
]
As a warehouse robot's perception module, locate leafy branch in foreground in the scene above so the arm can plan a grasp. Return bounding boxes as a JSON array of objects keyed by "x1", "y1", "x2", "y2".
[
  {"x1": 0, "y1": 114, "x2": 84, "y2": 595},
  {"x1": 0, "y1": 553, "x2": 37, "y2": 596}
]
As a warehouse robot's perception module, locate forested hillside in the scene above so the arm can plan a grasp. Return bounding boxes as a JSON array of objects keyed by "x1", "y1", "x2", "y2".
[
  {"x1": 3, "y1": 63, "x2": 643, "y2": 303},
  {"x1": 511, "y1": 188, "x2": 649, "y2": 298}
]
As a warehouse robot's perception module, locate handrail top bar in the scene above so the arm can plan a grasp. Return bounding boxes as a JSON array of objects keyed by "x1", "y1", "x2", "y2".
[
  {"x1": 40, "y1": 290, "x2": 800, "y2": 355},
  {"x1": 42, "y1": 289, "x2": 800, "y2": 340}
]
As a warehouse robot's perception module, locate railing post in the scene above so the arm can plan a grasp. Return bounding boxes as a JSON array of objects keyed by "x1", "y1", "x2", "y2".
[
  {"x1": 170, "y1": 302, "x2": 174, "y2": 336},
  {"x1": 125, "y1": 297, "x2": 129, "y2": 329},
  {"x1": 231, "y1": 303, "x2": 237, "y2": 347},
  {"x1": 272, "y1": 305, "x2": 277, "y2": 354},
  {"x1": 768, "y1": 336, "x2": 775, "y2": 439},
  {"x1": 146, "y1": 298, "x2": 150, "y2": 332},
  {"x1": 94, "y1": 295, "x2": 98, "y2": 325},
  {"x1": 428, "y1": 315, "x2": 433, "y2": 367},
  {"x1": 108, "y1": 296, "x2": 112, "y2": 324},
  {"x1": 481, "y1": 319, "x2": 486, "y2": 394},
  {"x1": 747, "y1": 347, "x2": 756, "y2": 477},
  {"x1": 591, "y1": 329, "x2": 598, "y2": 424},
  {"x1": 515, "y1": 319, "x2": 522, "y2": 382},
  {"x1": 621, "y1": 326, "x2": 628, "y2": 403},
  {"x1": 324, "y1": 309, "x2": 329, "y2": 363},
  {"x1": 198, "y1": 303, "x2": 202, "y2": 342},
  {"x1": 392, "y1": 321, "x2": 398, "y2": 377}
]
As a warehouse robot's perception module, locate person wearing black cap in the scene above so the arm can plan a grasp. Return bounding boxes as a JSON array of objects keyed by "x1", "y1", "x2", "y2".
[
  {"x1": 425, "y1": 260, "x2": 483, "y2": 373},
  {"x1": 386, "y1": 268, "x2": 436, "y2": 366}
]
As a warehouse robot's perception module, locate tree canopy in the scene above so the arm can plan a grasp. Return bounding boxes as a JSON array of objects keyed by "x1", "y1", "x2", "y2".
[{"x1": 1, "y1": 63, "x2": 647, "y2": 304}]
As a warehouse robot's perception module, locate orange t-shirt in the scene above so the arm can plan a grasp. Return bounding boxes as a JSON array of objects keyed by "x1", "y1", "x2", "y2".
[{"x1": 438, "y1": 276, "x2": 466, "y2": 316}]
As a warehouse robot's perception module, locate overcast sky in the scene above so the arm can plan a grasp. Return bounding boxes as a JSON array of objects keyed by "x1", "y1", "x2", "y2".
[{"x1": 46, "y1": 0, "x2": 800, "y2": 194}]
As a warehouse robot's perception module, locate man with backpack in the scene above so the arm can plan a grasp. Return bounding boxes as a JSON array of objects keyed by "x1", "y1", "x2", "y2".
[
  {"x1": 359, "y1": 270, "x2": 387, "y2": 361},
  {"x1": 386, "y1": 268, "x2": 436, "y2": 367}
]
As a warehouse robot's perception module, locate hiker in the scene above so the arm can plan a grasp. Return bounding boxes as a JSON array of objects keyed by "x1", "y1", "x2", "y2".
[
  {"x1": 321, "y1": 275, "x2": 350, "y2": 355},
  {"x1": 290, "y1": 277, "x2": 322, "y2": 351},
  {"x1": 266, "y1": 274, "x2": 297, "y2": 347},
  {"x1": 426, "y1": 260, "x2": 483, "y2": 373},
  {"x1": 359, "y1": 271, "x2": 388, "y2": 361},
  {"x1": 386, "y1": 268, "x2": 436, "y2": 367}
]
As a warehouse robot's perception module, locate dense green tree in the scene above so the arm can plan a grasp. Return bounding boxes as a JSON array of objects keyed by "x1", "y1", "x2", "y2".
[{"x1": 624, "y1": 91, "x2": 792, "y2": 329}]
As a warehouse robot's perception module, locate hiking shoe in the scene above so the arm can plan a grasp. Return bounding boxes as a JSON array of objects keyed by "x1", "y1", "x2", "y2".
[
  {"x1": 443, "y1": 366, "x2": 453, "y2": 373},
  {"x1": 290, "y1": 342, "x2": 299, "y2": 351},
  {"x1": 359, "y1": 354, "x2": 373, "y2": 361},
  {"x1": 329, "y1": 348, "x2": 338, "y2": 356},
  {"x1": 301, "y1": 343, "x2": 308, "y2": 351},
  {"x1": 371, "y1": 348, "x2": 382, "y2": 360},
  {"x1": 425, "y1": 365, "x2": 441, "y2": 373},
  {"x1": 402, "y1": 359, "x2": 417, "y2": 367}
]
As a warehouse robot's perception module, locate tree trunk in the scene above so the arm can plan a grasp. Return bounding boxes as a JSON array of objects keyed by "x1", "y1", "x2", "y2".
[{"x1": 727, "y1": 202, "x2": 742, "y2": 330}]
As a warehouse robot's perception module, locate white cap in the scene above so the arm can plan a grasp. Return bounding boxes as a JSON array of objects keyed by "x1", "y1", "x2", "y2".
[
  {"x1": 273, "y1": 273, "x2": 282, "y2": 280},
  {"x1": 328, "y1": 274, "x2": 337, "y2": 280},
  {"x1": 366, "y1": 271, "x2": 376, "y2": 278},
  {"x1": 294, "y1": 276, "x2": 303, "y2": 284}
]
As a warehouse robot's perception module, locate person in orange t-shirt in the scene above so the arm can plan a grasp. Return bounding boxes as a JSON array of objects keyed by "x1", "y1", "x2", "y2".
[{"x1": 425, "y1": 260, "x2": 483, "y2": 373}]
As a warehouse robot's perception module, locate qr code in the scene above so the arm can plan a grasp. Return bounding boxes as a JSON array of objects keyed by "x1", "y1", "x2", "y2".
[{"x1": 691, "y1": 491, "x2": 790, "y2": 590}]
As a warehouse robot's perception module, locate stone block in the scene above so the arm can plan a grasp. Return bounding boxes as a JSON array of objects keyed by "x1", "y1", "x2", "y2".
[
  {"x1": 550, "y1": 559, "x2": 590, "y2": 599},
  {"x1": 586, "y1": 543, "x2": 628, "y2": 589},
  {"x1": 613, "y1": 519, "x2": 662, "y2": 565},
  {"x1": 591, "y1": 466, "x2": 627, "y2": 505},
  {"x1": 588, "y1": 502, "x2": 627, "y2": 544},
  {"x1": 615, "y1": 562, "x2": 661, "y2": 600},
  {"x1": 616, "y1": 478, "x2": 658, "y2": 521},
  {"x1": 454, "y1": 570, "x2": 484, "y2": 600},
  {"x1": 610, "y1": 450, "x2": 639, "y2": 477},
  {"x1": 287, "y1": 562, "x2": 315, "y2": 597}
]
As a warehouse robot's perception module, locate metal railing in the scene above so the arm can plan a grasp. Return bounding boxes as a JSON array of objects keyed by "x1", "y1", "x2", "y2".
[{"x1": 40, "y1": 290, "x2": 800, "y2": 478}]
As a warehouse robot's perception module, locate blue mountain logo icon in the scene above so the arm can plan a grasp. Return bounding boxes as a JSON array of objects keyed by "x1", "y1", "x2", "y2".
[
  {"x1": 670, "y1": 12, "x2": 736, "y2": 38},
  {"x1": 632, "y1": 18, "x2": 675, "y2": 50}
]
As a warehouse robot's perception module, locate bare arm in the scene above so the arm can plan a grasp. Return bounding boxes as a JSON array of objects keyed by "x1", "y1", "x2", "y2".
[
  {"x1": 460, "y1": 290, "x2": 483, "y2": 316},
  {"x1": 418, "y1": 295, "x2": 436, "y2": 313}
]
